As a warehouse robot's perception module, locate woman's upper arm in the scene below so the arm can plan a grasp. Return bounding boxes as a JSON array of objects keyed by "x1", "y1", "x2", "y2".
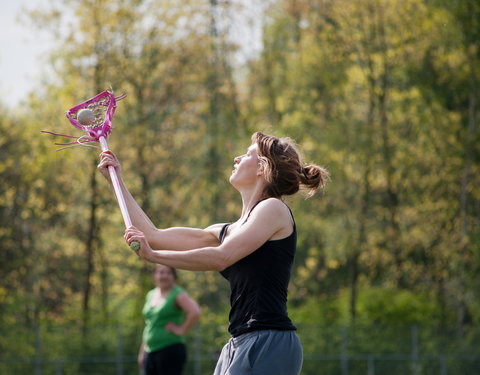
[
  {"x1": 218, "y1": 200, "x2": 291, "y2": 269},
  {"x1": 147, "y1": 225, "x2": 223, "y2": 251},
  {"x1": 176, "y1": 292, "x2": 201, "y2": 316}
]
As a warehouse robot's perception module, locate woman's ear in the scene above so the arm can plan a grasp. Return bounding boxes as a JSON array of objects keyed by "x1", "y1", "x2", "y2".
[{"x1": 257, "y1": 158, "x2": 265, "y2": 176}]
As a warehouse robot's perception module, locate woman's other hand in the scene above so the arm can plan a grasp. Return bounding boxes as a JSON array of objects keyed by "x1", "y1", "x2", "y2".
[{"x1": 97, "y1": 150, "x2": 122, "y2": 182}]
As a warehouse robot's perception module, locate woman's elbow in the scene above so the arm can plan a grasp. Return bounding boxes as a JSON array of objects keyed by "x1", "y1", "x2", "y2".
[
  {"x1": 188, "y1": 304, "x2": 201, "y2": 323},
  {"x1": 212, "y1": 257, "x2": 231, "y2": 272},
  {"x1": 144, "y1": 227, "x2": 162, "y2": 242},
  {"x1": 194, "y1": 305, "x2": 201, "y2": 319},
  {"x1": 207, "y1": 248, "x2": 230, "y2": 272}
]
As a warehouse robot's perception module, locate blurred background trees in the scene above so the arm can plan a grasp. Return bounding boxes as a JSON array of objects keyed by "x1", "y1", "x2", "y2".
[{"x1": 0, "y1": 0, "x2": 479, "y2": 364}]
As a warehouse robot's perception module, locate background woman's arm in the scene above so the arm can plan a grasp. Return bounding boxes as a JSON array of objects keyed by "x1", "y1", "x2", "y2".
[
  {"x1": 137, "y1": 341, "x2": 145, "y2": 369},
  {"x1": 165, "y1": 293, "x2": 201, "y2": 335}
]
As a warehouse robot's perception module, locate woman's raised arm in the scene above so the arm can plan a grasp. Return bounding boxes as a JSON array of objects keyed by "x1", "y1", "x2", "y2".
[
  {"x1": 126, "y1": 199, "x2": 292, "y2": 270},
  {"x1": 98, "y1": 150, "x2": 222, "y2": 250}
]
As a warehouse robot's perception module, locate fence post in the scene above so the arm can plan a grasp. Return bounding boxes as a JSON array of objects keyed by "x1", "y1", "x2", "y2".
[
  {"x1": 439, "y1": 356, "x2": 447, "y2": 375},
  {"x1": 34, "y1": 323, "x2": 42, "y2": 375},
  {"x1": 411, "y1": 324, "x2": 419, "y2": 375},
  {"x1": 193, "y1": 324, "x2": 201, "y2": 375},
  {"x1": 116, "y1": 325, "x2": 124, "y2": 375},
  {"x1": 55, "y1": 360, "x2": 63, "y2": 375},
  {"x1": 367, "y1": 355, "x2": 375, "y2": 375},
  {"x1": 340, "y1": 325, "x2": 349, "y2": 375}
]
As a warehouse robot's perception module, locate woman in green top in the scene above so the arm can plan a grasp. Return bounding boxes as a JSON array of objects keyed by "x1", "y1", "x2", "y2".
[{"x1": 138, "y1": 264, "x2": 201, "y2": 375}]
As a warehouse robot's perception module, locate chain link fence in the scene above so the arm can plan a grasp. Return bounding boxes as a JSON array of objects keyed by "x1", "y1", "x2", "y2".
[{"x1": 1, "y1": 323, "x2": 479, "y2": 374}]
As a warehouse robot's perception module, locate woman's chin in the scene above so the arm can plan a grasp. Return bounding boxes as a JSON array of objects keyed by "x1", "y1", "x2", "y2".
[{"x1": 229, "y1": 175, "x2": 240, "y2": 189}]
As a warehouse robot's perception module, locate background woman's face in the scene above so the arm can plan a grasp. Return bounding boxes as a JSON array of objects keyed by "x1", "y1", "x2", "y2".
[{"x1": 153, "y1": 265, "x2": 175, "y2": 288}]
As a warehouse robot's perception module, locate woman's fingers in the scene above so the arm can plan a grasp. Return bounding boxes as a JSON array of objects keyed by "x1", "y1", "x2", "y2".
[
  {"x1": 124, "y1": 227, "x2": 139, "y2": 242},
  {"x1": 99, "y1": 152, "x2": 118, "y2": 167},
  {"x1": 97, "y1": 152, "x2": 122, "y2": 182},
  {"x1": 124, "y1": 227, "x2": 149, "y2": 256}
]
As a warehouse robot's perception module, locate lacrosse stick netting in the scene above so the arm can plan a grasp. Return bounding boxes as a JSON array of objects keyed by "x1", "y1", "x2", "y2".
[{"x1": 42, "y1": 90, "x2": 140, "y2": 252}]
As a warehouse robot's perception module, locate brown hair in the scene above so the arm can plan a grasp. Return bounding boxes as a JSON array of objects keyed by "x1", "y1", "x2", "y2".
[
  {"x1": 252, "y1": 132, "x2": 330, "y2": 198},
  {"x1": 154, "y1": 264, "x2": 178, "y2": 280}
]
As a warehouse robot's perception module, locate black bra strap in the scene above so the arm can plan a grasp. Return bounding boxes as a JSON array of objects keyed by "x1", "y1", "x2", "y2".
[
  {"x1": 219, "y1": 223, "x2": 231, "y2": 243},
  {"x1": 242, "y1": 198, "x2": 268, "y2": 225},
  {"x1": 286, "y1": 205, "x2": 296, "y2": 229},
  {"x1": 242, "y1": 199, "x2": 296, "y2": 229}
]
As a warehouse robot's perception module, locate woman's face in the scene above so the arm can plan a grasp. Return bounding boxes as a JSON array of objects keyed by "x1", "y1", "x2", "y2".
[
  {"x1": 229, "y1": 144, "x2": 262, "y2": 188},
  {"x1": 153, "y1": 265, "x2": 176, "y2": 289}
]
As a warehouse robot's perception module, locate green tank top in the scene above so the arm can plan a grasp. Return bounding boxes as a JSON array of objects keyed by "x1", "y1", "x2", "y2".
[{"x1": 142, "y1": 285, "x2": 186, "y2": 353}]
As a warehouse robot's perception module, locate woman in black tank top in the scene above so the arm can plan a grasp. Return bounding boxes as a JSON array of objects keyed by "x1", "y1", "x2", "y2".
[{"x1": 98, "y1": 132, "x2": 329, "y2": 375}]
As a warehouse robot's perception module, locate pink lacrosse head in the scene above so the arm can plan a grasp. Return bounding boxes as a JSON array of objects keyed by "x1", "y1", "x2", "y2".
[
  {"x1": 66, "y1": 90, "x2": 122, "y2": 140},
  {"x1": 42, "y1": 90, "x2": 126, "y2": 150}
]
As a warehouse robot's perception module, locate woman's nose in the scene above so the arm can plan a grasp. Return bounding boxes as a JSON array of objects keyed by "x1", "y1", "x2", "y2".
[{"x1": 234, "y1": 156, "x2": 241, "y2": 163}]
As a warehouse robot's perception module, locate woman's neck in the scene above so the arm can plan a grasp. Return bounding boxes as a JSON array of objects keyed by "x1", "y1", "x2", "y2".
[
  {"x1": 239, "y1": 193, "x2": 268, "y2": 221},
  {"x1": 156, "y1": 285, "x2": 173, "y2": 296},
  {"x1": 237, "y1": 178, "x2": 269, "y2": 220}
]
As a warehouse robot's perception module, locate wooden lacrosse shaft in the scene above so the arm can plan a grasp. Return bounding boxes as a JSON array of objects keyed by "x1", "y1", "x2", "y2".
[{"x1": 99, "y1": 136, "x2": 140, "y2": 252}]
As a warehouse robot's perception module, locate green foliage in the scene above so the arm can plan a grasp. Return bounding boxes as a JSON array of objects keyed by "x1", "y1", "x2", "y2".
[
  {"x1": 290, "y1": 287, "x2": 440, "y2": 325},
  {"x1": 1, "y1": 0, "x2": 480, "y2": 367},
  {"x1": 355, "y1": 288, "x2": 439, "y2": 324}
]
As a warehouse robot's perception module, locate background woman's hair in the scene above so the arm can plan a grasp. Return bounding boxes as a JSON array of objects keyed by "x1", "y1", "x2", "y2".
[
  {"x1": 154, "y1": 264, "x2": 178, "y2": 280},
  {"x1": 252, "y1": 132, "x2": 330, "y2": 198}
]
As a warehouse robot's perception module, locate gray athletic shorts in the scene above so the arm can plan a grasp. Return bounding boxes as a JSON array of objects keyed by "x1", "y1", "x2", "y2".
[{"x1": 213, "y1": 330, "x2": 303, "y2": 375}]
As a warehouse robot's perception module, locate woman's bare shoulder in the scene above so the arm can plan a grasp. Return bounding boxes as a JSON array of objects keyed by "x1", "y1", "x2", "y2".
[
  {"x1": 254, "y1": 198, "x2": 293, "y2": 237},
  {"x1": 257, "y1": 198, "x2": 291, "y2": 215}
]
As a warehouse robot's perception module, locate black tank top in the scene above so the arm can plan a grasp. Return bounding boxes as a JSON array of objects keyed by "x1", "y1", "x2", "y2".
[{"x1": 219, "y1": 201, "x2": 297, "y2": 337}]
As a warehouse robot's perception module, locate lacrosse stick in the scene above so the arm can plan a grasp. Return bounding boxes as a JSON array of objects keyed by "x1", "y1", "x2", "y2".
[{"x1": 42, "y1": 90, "x2": 140, "y2": 252}]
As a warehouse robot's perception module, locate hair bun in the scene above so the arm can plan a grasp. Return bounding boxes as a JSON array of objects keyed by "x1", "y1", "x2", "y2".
[
  {"x1": 252, "y1": 131, "x2": 329, "y2": 198},
  {"x1": 300, "y1": 165, "x2": 330, "y2": 196}
]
